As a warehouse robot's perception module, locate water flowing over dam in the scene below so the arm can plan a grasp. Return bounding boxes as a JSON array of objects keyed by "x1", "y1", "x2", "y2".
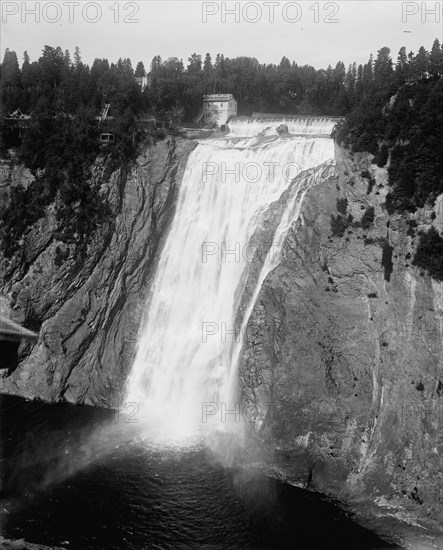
[{"x1": 125, "y1": 117, "x2": 338, "y2": 442}]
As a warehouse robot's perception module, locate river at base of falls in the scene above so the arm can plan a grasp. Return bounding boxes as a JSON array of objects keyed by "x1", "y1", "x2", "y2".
[{"x1": 0, "y1": 395, "x2": 399, "y2": 550}]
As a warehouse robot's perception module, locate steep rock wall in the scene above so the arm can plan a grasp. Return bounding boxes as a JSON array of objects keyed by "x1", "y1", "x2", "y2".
[
  {"x1": 0, "y1": 138, "x2": 196, "y2": 406},
  {"x1": 240, "y1": 144, "x2": 443, "y2": 548}
]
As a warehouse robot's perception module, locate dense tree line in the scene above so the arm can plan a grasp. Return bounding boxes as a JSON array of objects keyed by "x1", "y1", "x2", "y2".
[
  {"x1": 2, "y1": 108, "x2": 109, "y2": 258},
  {"x1": 0, "y1": 41, "x2": 442, "y2": 270},
  {"x1": 0, "y1": 44, "x2": 359, "y2": 259},
  {"x1": 0, "y1": 46, "x2": 151, "y2": 258},
  {"x1": 146, "y1": 52, "x2": 351, "y2": 116},
  {"x1": 332, "y1": 40, "x2": 443, "y2": 280},
  {"x1": 2, "y1": 40, "x2": 441, "y2": 139},
  {"x1": 0, "y1": 46, "x2": 144, "y2": 118},
  {"x1": 334, "y1": 40, "x2": 443, "y2": 213}
]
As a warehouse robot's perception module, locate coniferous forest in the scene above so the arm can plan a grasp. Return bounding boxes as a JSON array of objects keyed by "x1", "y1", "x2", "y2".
[{"x1": 1, "y1": 41, "x2": 442, "y2": 273}]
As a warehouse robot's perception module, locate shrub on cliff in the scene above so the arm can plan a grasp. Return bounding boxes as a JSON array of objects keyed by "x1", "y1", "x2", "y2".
[
  {"x1": 381, "y1": 240, "x2": 394, "y2": 281},
  {"x1": 407, "y1": 219, "x2": 417, "y2": 237},
  {"x1": 412, "y1": 227, "x2": 443, "y2": 281},
  {"x1": 361, "y1": 170, "x2": 376, "y2": 194},
  {"x1": 376, "y1": 144, "x2": 389, "y2": 167},
  {"x1": 361, "y1": 206, "x2": 375, "y2": 229},
  {"x1": 330, "y1": 213, "x2": 353, "y2": 237},
  {"x1": 336, "y1": 198, "x2": 348, "y2": 215}
]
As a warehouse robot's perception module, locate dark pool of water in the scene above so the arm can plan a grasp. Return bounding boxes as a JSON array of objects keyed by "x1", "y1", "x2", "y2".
[{"x1": 0, "y1": 394, "x2": 400, "y2": 549}]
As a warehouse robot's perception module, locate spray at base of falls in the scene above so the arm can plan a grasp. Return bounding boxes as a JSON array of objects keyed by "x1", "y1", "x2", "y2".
[{"x1": 125, "y1": 118, "x2": 338, "y2": 443}]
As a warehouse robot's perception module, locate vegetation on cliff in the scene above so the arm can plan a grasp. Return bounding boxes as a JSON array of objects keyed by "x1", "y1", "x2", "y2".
[
  {"x1": 1, "y1": 109, "x2": 111, "y2": 258},
  {"x1": 333, "y1": 40, "x2": 443, "y2": 214},
  {"x1": 1, "y1": 110, "x2": 168, "y2": 260},
  {"x1": 412, "y1": 227, "x2": 443, "y2": 281},
  {"x1": 332, "y1": 40, "x2": 443, "y2": 281},
  {"x1": 0, "y1": 48, "x2": 156, "y2": 259}
]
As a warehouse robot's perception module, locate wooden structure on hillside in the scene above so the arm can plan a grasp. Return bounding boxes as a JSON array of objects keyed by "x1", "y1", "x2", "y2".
[
  {"x1": 97, "y1": 103, "x2": 115, "y2": 143},
  {"x1": 195, "y1": 94, "x2": 237, "y2": 128},
  {"x1": 4, "y1": 109, "x2": 33, "y2": 137}
]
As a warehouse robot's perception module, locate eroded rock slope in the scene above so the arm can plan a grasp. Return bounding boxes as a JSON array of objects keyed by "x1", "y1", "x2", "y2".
[
  {"x1": 240, "y1": 144, "x2": 443, "y2": 547},
  {"x1": 0, "y1": 138, "x2": 195, "y2": 406}
]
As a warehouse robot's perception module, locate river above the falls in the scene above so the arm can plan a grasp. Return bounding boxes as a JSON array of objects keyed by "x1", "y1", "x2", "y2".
[{"x1": 0, "y1": 394, "x2": 399, "y2": 550}]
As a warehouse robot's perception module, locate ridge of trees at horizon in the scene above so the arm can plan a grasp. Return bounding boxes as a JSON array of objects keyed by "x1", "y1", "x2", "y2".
[{"x1": 1, "y1": 40, "x2": 442, "y2": 121}]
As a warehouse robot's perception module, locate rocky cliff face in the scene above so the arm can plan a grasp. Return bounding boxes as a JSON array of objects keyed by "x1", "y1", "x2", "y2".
[
  {"x1": 240, "y1": 144, "x2": 443, "y2": 548},
  {"x1": 2, "y1": 136, "x2": 442, "y2": 546},
  {"x1": 0, "y1": 138, "x2": 196, "y2": 406}
]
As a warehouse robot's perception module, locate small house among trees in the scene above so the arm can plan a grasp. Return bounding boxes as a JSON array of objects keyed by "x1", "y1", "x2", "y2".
[
  {"x1": 134, "y1": 61, "x2": 149, "y2": 91},
  {"x1": 135, "y1": 74, "x2": 149, "y2": 91}
]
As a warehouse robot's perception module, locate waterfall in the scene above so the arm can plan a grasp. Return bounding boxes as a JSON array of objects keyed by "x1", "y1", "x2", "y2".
[
  {"x1": 228, "y1": 116, "x2": 338, "y2": 137},
  {"x1": 125, "y1": 117, "x2": 337, "y2": 442}
]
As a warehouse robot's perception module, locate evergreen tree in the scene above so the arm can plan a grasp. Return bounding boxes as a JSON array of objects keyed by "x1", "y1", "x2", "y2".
[
  {"x1": 135, "y1": 61, "x2": 145, "y2": 76},
  {"x1": 430, "y1": 38, "x2": 443, "y2": 76},
  {"x1": 415, "y1": 46, "x2": 430, "y2": 78},
  {"x1": 150, "y1": 55, "x2": 162, "y2": 75},
  {"x1": 0, "y1": 49, "x2": 21, "y2": 112},
  {"x1": 279, "y1": 56, "x2": 291, "y2": 70},
  {"x1": 1, "y1": 49, "x2": 21, "y2": 86},
  {"x1": 23, "y1": 50, "x2": 30, "y2": 66},
  {"x1": 374, "y1": 47, "x2": 393, "y2": 89},
  {"x1": 203, "y1": 53, "x2": 213, "y2": 77},
  {"x1": 74, "y1": 46, "x2": 82, "y2": 68},
  {"x1": 21, "y1": 50, "x2": 33, "y2": 89},
  {"x1": 187, "y1": 53, "x2": 202, "y2": 74},
  {"x1": 362, "y1": 54, "x2": 374, "y2": 90},
  {"x1": 395, "y1": 46, "x2": 408, "y2": 83},
  {"x1": 163, "y1": 57, "x2": 184, "y2": 75},
  {"x1": 64, "y1": 49, "x2": 72, "y2": 68},
  {"x1": 407, "y1": 51, "x2": 416, "y2": 81},
  {"x1": 355, "y1": 64, "x2": 364, "y2": 97},
  {"x1": 39, "y1": 45, "x2": 65, "y2": 88}
]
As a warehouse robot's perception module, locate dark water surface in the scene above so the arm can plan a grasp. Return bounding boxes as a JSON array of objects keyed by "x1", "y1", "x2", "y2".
[{"x1": 0, "y1": 394, "x2": 399, "y2": 550}]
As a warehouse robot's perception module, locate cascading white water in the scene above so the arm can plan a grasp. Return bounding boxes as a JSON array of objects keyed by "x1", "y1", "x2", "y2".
[
  {"x1": 125, "y1": 117, "x2": 337, "y2": 442},
  {"x1": 228, "y1": 116, "x2": 339, "y2": 137}
]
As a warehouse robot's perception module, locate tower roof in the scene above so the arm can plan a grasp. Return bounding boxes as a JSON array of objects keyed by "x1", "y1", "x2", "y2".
[{"x1": 203, "y1": 94, "x2": 236, "y2": 102}]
